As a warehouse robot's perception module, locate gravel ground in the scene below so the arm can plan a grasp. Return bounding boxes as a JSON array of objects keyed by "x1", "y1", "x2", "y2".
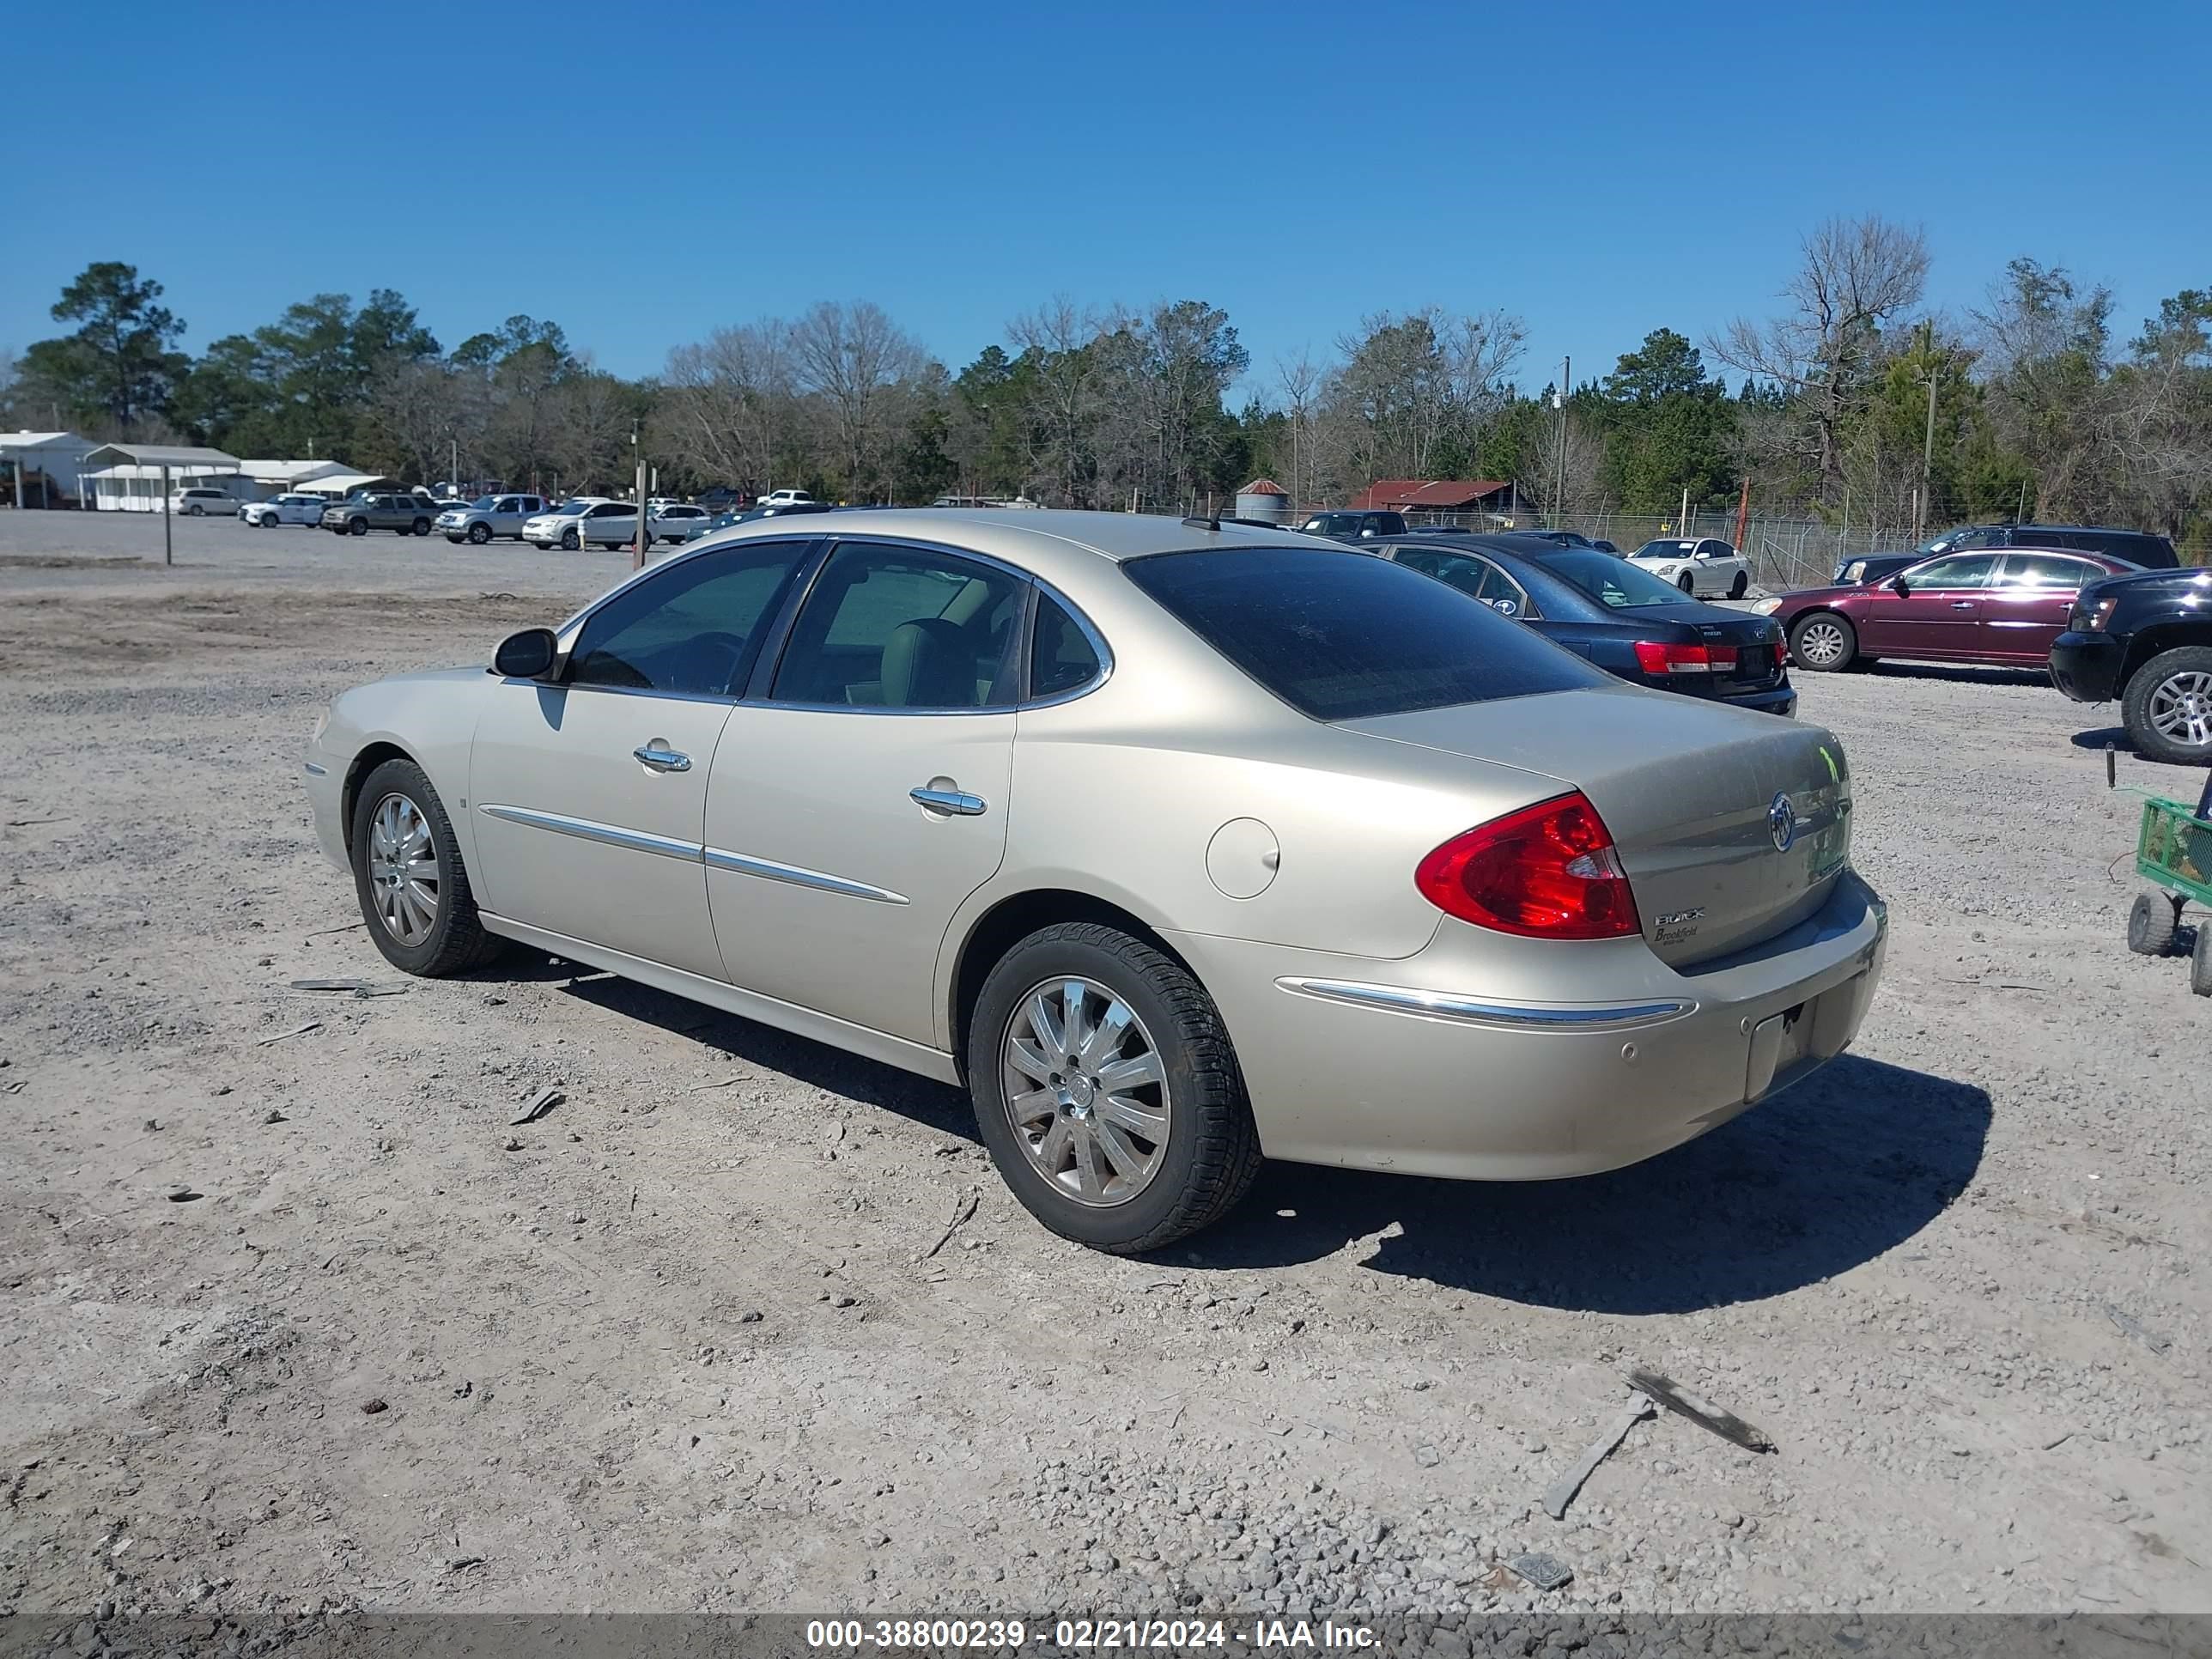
[{"x1": 1, "y1": 513, "x2": 2206, "y2": 1637}]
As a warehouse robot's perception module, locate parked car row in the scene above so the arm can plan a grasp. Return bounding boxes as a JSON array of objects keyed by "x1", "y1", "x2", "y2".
[{"x1": 304, "y1": 508, "x2": 1882, "y2": 1254}]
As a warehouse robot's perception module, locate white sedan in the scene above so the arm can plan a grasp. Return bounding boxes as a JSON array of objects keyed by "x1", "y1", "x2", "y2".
[
  {"x1": 240, "y1": 494, "x2": 329, "y2": 526},
  {"x1": 1628, "y1": 538, "x2": 1753, "y2": 599},
  {"x1": 650, "y1": 504, "x2": 713, "y2": 544}
]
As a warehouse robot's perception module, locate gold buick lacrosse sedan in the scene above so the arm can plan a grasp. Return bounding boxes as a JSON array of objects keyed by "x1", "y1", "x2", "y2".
[{"x1": 303, "y1": 510, "x2": 1886, "y2": 1250}]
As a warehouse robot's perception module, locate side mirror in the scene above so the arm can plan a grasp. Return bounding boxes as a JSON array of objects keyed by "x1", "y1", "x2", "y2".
[
  {"x1": 1890, "y1": 577, "x2": 1911, "y2": 598},
  {"x1": 491, "y1": 628, "x2": 558, "y2": 679}
]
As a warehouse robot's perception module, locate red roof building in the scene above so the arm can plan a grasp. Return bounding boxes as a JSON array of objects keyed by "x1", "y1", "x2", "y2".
[{"x1": 1346, "y1": 479, "x2": 1513, "y2": 513}]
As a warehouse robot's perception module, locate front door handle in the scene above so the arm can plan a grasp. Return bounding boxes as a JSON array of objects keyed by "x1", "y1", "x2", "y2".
[
  {"x1": 1949, "y1": 601, "x2": 1976, "y2": 611},
  {"x1": 911, "y1": 786, "x2": 987, "y2": 817},
  {"x1": 634, "y1": 744, "x2": 692, "y2": 773}
]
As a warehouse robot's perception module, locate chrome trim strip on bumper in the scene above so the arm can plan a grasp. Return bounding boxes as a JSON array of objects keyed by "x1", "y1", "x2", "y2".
[
  {"x1": 1275, "y1": 977, "x2": 1695, "y2": 1030},
  {"x1": 478, "y1": 803, "x2": 700, "y2": 863},
  {"x1": 704, "y1": 846, "x2": 908, "y2": 906},
  {"x1": 301, "y1": 761, "x2": 329, "y2": 777}
]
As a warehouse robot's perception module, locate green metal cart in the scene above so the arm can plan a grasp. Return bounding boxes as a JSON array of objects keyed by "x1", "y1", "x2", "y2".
[{"x1": 2124, "y1": 771, "x2": 2212, "y2": 996}]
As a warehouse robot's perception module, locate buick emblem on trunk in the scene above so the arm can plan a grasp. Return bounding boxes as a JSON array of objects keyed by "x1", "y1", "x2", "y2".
[{"x1": 1769, "y1": 792, "x2": 1798, "y2": 853}]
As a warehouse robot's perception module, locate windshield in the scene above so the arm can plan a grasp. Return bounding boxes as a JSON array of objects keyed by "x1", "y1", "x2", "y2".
[
  {"x1": 551, "y1": 501, "x2": 590, "y2": 516},
  {"x1": 1125, "y1": 547, "x2": 1603, "y2": 721},
  {"x1": 1632, "y1": 540, "x2": 1698, "y2": 560},
  {"x1": 1918, "y1": 526, "x2": 1994, "y2": 555},
  {"x1": 466, "y1": 496, "x2": 495, "y2": 510},
  {"x1": 1545, "y1": 550, "x2": 1699, "y2": 609}
]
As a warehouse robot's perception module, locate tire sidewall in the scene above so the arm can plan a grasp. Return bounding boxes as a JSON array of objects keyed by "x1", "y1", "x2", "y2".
[
  {"x1": 1790, "y1": 612, "x2": 1854, "y2": 672},
  {"x1": 2124, "y1": 648, "x2": 2212, "y2": 766},
  {"x1": 349, "y1": 759, "x2": 468, "y2": 975},
  {"x1": 968, "y1": 933, "x2": 1218, "y2": 1251}
]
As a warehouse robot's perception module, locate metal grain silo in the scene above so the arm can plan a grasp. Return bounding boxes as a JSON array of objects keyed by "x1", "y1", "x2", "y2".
[{"x1": 1234, "y1": 478, "x2": 1291, "y2": 523}]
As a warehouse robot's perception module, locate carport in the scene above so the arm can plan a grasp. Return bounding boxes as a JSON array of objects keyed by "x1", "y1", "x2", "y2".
[{"x1": 80, "y1": 442, "x2": 242, "y2": 511}]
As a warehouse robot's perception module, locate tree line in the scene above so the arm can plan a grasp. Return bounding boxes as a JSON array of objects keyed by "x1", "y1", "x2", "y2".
[{"x1": 4, "y1": 218, "x2": 2206, "y2": 543}]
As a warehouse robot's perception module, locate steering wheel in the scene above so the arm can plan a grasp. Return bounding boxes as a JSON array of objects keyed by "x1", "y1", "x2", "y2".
[{"x1": 686, "y1": 630, "x2": 750, "y2": 695}]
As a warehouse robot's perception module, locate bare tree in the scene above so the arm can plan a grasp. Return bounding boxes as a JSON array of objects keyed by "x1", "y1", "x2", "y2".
[
  {"x1": 1710, "y1": 215, "x2": 1930, "y2": 496},
  {"x1": 1274, "y1": 349, "x2": 1322, "y2": 510},
  {"x1": 789, "y1": 301, "x2": 928, "y2": 500},
  {"x1": 1523, "y1": 409, "x2": 1604, "y2": 519},
  {"x1": 661, "y1": 319, "x2": 796, "y2": 495},
  {"x1": 364, "y1": 358, "x2": 477, "y2": 485},
  {"x1": 1009, "y1": 298, "x2": 1109, "y2": 506}
]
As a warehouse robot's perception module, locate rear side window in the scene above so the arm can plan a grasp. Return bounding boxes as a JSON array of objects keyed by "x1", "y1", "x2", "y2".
[
  {"x1": 1030, "y1": 593, "x2": 1104, "y2": 699},
  {"x1": 1125, "y1": 547, "x2": 1604, "y2": 722}
]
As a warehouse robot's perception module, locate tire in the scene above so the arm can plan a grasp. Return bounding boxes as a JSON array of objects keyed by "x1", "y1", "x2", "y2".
[
  {"x1": 347, "y1": 517, "x2": 368, "y2": 537},
  {"x1": 2128, "y1": 891, "x2": 2179, "y2": 957},
  {"x1": 2193, "y1": 924, "x2": 2212, "y2": 998},
  {"x1": 409, "y1": 518, "x2": 431, "y2": 536},
  {"x1": 1729, "y1": 572, "x2": 1748, "y2": 599},
  {"x1": 966, "y1": 922, "x2": 1261, "y2": 1253},
  {"x1": 1677, "y1": 572, "x2": 1695, "y2": 593},
  {"x1": 559, "y1": 528, "x2": 580, "y2": 551},
  {"x1": 349, "y1": 758, "x2": 506, "y2": 978},
  {"x1": 446, "y1": 534, "x2": 465, "y2": 544},
  {"x1": 186, "y1": 504, "x2": 204, "y2": 516},
  {"x1": 468, "y1": 520, "x2": 492, "y2": 544},
  {"x1": 2121, "y1": 647, "x2": 2212, "y2": 766},
  {"x1": 1790, "y1": 611, "x2": 1856, "y2": 672}
]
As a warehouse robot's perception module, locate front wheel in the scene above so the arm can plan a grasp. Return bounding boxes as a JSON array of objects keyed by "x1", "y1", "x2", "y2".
[
  {"x1": 559, "y1": 528, "x2": 580, "y2": 550},
  {"x1": 1677, "y1": 571, "x2": 1695, "y2": 593},
  {"x1": 967, "y1": 922, "x2": 1261, "y2": 1253},
  {"x1": 468, "y1": 521, "x2": 492, "y2": 544},
  {"x1": 2122, "y1": 647, "x2": 2212, "y2": 766},
  {"x1": 1729, "y1": 572, "x2": 1748, "y2": 599},
  {"x1": 1790, "y1": 611, "x2": 1856, "y2": 672},
  {"x1": 349, "y1": 758, "x2": 506, "y2": 977},
  {"x1": 347, "y1": 518, "x2": 368, "y2": 536}
]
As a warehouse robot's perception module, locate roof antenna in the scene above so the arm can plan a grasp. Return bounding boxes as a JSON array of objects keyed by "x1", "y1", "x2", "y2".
[{"x1": 1182, "y1": 514, "x2": 1222, "y2": 532}]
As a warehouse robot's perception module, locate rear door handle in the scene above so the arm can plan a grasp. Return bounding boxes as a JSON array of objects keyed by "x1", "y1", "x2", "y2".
[
  {"x1": 910, "y1": 786, "x2": 987, "y2": 816},
  {"x1": 634, "y1": 744, "x2": 691, "y2": 773}
]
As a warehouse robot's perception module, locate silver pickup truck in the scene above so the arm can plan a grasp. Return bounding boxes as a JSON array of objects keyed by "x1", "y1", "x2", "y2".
[{"x1": 434, "y1": 494, "x2": 549, "y2": 544}]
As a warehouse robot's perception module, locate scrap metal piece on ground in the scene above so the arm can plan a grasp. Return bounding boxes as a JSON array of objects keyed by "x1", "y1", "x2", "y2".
[
  {"x1": 2105, "y1": 1304, "x2": 2172, "y2": 1355},
  {"x1": 256, "y1": 1022, "x2": 321, "y2": 1046},
  {"x1": 509, "y1": 1088, "x2": 564, "y2": 1127},
  {"x1": 1542, "y1": 1391, "x2": 1656, "y2": 1519},
  {"x1": 921, "y1": 1188, "x2": 981, "y2": 1260},
  {"x1": 1506, "y1": 1552, "x2": 1573, "y2": 1592},
  {"x1": 1627, "y1": 1367, "x2": 1777, "y2": 1453},
  {"x1": 291, "y1": 978, "x2": 368, "y2": 992}
]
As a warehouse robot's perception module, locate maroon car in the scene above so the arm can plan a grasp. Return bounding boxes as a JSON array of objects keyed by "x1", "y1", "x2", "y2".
[{"x1": 1759, "y1": 547, "x2": 2139, "y2": 672}]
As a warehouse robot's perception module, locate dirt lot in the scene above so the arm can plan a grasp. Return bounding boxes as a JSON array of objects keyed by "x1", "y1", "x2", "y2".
[{"x1": 1, "y1": 512, "x2": 2206, "y2": 1629}]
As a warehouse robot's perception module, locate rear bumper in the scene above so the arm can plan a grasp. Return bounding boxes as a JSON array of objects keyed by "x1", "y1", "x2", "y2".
[
  {"x1": 2049, "y1": 631, "x2": 2124, "y2": 702},
  {"x1": 1168, "y1": 869, "x2": 1887, "y2": 1181},
  {"x1": 1717, "y1": 682, "x2": 1798, "y2": 718}
]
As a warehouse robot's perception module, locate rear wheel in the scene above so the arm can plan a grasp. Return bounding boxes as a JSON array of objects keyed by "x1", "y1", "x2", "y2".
[
  {"x1": 187, "y1": 504, "x2": 204, "y2": 516},
  {"x1": 1729, "y1": 572, "x2": 1748, "y2": 599},
  {"x1": 2193, "y1": 924, "x2": 2212, "y2": 998},
  {"x1": 468, "y1": 520, "x2": 492, "y2": 544},
  {"x1": 408, "y1": 517, "x2": 430, "y2": 536},
  {"x1": 1790, "y1": 612, "x2": 1856, "y2": 672},
  {"x1": 2129, "y1": 891, "x2": 2180, "y2": 957},
  {"x1": 967, "y1": 923, "x2": 1261, "y2": 1253},
  {"x1": 2122, "y1": 647, "x2": 2212, "y2": 766},
  {"x1": 349, "y1": 759, "x2": 506, "y2": 977}
]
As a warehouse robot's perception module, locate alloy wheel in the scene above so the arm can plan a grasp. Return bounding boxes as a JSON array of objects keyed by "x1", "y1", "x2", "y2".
[
  {"x1": 2146, "y1": 671, "x2": 2212, "y2": 751},
  {"x1": 1000, "y1": 976, "x2": 1171, "y2": 1207},
  {"x1": 1796, "y1": 619, "x2": 1848, "y2": 667},
  {"x1": 366, "y1": 793, "x2": 439, "y2": 945}
]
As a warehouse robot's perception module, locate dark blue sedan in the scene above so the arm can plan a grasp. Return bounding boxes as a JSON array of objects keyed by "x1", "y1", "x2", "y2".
[{"x1": 1370, "y1": 532, "x2": 1796, "y2": 717}]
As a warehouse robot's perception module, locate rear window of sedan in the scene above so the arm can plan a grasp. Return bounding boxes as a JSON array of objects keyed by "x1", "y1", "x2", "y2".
[{"x1": 1125, "y1": 547, "x2": 1605, "y2": 722}]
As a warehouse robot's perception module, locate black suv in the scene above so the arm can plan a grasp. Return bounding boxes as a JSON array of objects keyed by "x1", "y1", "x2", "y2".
[
  {"x1": 1299, "y1": 510, "x2": 1408, "y2": 542},
  {"x1": 1923, "y1": 522, "x2": 2178, "y2": 568},
  {"x1": 2050, "y1": 568, "x2": 2212, "y2": 764}
]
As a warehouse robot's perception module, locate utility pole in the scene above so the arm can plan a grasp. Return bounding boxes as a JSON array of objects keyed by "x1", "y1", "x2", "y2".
[
  {"x1": 1917, "y1": 325, "x2": 1940, "y2": 540},
  {"x1": 161, "y1": 463, "x2": 173, "y2": 567},
  {"x1": 631, "y1": 427, "x2": 647, "y2": 571},
  {"x1": 450, "y1": 435, "x2": 459, "y2": 497},
  {"x1": 1679, "y1": 485, "x2": 1691, "y2": 538},
  {"x1": 1552, "y1": 355, "x2": 1570, "y2": 526}
]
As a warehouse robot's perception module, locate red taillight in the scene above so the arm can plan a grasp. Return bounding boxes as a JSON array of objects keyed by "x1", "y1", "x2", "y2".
[
  {"x1": 1415, "y1": 792, "x2": 1640, "y2": 940},
  {"x1": 1632, "y1": 640, "x2": 1739, "y2": 675}
]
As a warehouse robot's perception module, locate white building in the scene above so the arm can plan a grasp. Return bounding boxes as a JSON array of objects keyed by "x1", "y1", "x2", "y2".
[
  {"x1": 239, "y1": 459, "x2": 360, "y2": 498},
  {"x1": 1, "y1": 430, "x2": 99, "y2": 507},
  {"x1": 289, "y1": 471, "x2": 400, "y2": 499},
  {"x1": 80, "y1": 442, "x2": 243, "y2": 511}
]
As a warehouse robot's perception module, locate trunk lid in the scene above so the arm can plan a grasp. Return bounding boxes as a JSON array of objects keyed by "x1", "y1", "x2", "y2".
[{"x1": 1342, "y1": 685, "x2": 1851, "y2": 968}]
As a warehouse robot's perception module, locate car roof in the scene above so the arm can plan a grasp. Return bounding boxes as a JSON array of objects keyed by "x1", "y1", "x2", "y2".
[{"x1": 700, "y1": 507, "x2": 1336, "y2": 586}]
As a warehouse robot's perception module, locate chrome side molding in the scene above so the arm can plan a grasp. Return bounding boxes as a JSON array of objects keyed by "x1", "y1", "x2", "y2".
[{"x1": 1275, "y1": 977, "x2": 1694, "y2": 1031}]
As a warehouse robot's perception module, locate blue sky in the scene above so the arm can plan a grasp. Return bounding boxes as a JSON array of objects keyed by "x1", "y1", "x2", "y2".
[{"x1": 4, "y1": 0, "x2": 2207, "y2": 399}]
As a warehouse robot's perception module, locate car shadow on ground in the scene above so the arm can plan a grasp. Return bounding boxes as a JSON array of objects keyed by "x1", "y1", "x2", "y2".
[
  {"x1": 1183, "y1": 1054, "x2": 1991, "y2": 1314},
  {"x1": 1856, "y1": 660, "x2": 2052, "y2": 689},
  {"x1": 506, "y1": 963, "x2": 1989, "y2": 1314}
]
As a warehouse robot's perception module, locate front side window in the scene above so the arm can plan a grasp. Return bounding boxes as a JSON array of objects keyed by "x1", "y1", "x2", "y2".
[
  {"x1": 1126, "y1": 547, "x2": 1603, "y2": 722},
  {"x1": 771, "y1": 543, "x2": 1022, "y2": 708},
  {"x1": 566, "y1": 540, "x2": 808, "y2": 696},
  {"x1": 1901, "y1": 554, "x2": 2001, "y2": 590},
  {"x1": 1030, "y1": 593, "x2": 1104, "y2": 699}
]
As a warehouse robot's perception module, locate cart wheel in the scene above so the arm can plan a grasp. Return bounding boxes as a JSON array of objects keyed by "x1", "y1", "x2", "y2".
[
  {"x1": 2127, "y1": 891, "x2": 2179, "y2": 957},
  {"x1": 2192, "y1": 925, "x2": 2212, "y2": 998}
]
